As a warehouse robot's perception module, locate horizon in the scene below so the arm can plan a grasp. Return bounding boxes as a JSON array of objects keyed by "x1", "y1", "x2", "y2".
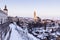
[{"x1": 0, "y1": 0, "x2": 60, "y2": 19}]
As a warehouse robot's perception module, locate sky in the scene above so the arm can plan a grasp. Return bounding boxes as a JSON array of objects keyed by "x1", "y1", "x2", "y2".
[{"x1": 0, "y1": 0, "x2": 60, "y2": 19}]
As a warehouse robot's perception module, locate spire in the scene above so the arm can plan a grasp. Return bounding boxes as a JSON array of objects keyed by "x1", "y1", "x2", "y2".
[
  {"x1": 34, "y1": 9, "x2": 36, "y2": 18},
  {"x1": 34, "y1": 9, "x2": 37, "y2": 22},
  {"x1": 4, "y1": 5, "x2": 8, "y2": 11},
  {"x1": 34, "y1": 10, "x2": 36, "y2": 16},
  {"x1": 3, "y1": 5, "x2": 8, "y2": 15}
]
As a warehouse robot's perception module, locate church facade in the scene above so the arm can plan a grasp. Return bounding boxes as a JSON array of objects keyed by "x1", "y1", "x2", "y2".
[{"x1": 0, "y1": 5, "x2": 8, "y2": 24}]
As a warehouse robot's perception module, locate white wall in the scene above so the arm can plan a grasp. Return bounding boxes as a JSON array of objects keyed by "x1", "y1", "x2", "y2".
[{"x1": 0, "y1": 12, "x2": 8, "y2": 24}]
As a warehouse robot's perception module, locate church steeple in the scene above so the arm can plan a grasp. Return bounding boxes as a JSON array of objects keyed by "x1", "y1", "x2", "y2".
[
  {"x1": 3, "y1": 5, "x2": 8, "y2": 15},
  {"x1": 34, "y1": 9, "x2": 37, "y2": 22},
  {"x1": 4, "y1": 5, "x2": 8, "y2": 11},
  {"x1": 34, "y1": 10, "x2": 36, "y2": 19}
]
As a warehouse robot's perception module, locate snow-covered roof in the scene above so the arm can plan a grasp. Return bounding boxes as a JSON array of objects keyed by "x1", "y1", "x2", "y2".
[{"x1": 4, "y1": 22, "x2": 39, "y2": 40}]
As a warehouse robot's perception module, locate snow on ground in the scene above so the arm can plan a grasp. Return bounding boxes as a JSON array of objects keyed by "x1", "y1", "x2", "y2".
[{"x1": 4, "y1": 22, "x2": 39, "y2": 40}]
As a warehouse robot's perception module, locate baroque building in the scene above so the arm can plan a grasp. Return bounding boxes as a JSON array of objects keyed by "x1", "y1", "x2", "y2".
[{"x1": 0, "y1": 5, "x2": 8, "y2": 24}]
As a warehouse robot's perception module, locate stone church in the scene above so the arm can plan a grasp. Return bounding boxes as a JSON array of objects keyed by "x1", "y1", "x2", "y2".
[{"x1": 0, "y1": 5, "x2": 8, "y2": 24}]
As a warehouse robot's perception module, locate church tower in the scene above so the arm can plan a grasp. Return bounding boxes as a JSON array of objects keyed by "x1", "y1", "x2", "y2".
[
  {"x1": 34, "y1": 10, "x2": 37, "y2": 22},
  {"x1": 3, "y1": 5, "x2": 8, "y2": 15}
]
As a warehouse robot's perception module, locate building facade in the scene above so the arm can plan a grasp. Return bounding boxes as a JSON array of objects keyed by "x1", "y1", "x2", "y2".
[{"x1": 0, "y1": 5, "x2": 8, "y2": 24}]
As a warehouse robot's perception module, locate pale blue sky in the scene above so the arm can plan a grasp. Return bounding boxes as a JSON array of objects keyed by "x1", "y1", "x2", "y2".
[{"x1": 0, "y1": 0, "x2": 60, "y2": 19}]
